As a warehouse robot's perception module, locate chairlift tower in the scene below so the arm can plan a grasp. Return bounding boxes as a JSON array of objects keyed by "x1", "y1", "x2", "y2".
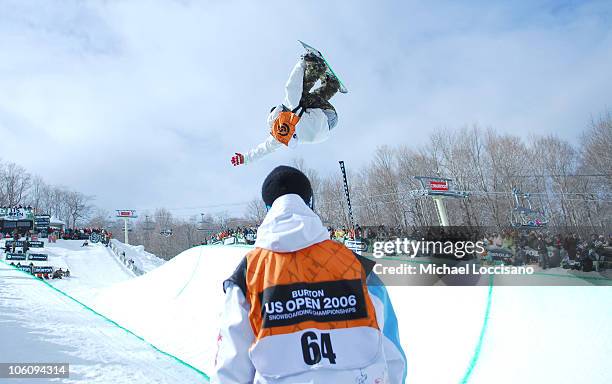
[
  {"x1": 143, "y1": 215, "x2": 155, "y2": 231},
  {"x1": 415, "y1": 177, "x2": 468, "y2": 227},
  {"x1": 116, "y1": 210, "x2": 137, "y2": 244}
]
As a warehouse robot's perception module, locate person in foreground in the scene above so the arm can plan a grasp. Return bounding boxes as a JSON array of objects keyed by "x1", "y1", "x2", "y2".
[{"x1": 212, "y1": 166, "x2": 407, "y2": 383}]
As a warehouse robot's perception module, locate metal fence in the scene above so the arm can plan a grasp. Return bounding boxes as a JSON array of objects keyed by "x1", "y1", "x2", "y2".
[{"x1": 109, "y1": 240, "x2": 145, "y2": 276}]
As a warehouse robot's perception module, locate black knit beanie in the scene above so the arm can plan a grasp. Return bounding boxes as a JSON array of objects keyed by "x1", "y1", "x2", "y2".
[{"x1": 261, "y1": 166, "x2": 313, "y2": 209}]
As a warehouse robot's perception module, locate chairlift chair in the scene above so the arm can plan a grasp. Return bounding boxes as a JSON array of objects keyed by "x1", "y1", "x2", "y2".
[
  {"x1": 509, "y1": 188, "x2": 548, "y2": 228},
  {"x1": 160, "y1": 228, "x2": 173, "y2": 237},
  {"x1": 197, "y1": 213, "x2": 210, "y2": 231}
]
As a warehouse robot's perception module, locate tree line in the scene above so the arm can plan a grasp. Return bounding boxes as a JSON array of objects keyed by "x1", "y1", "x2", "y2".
[
  {"x1": 290, "y1": 113, "x2": 611, "y2": 230},
  {"x1": 0, "y1": 161, "x2": 93, "y2": 227}
]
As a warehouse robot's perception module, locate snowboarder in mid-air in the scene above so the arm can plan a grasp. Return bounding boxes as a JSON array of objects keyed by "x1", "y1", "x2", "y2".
[{"x1": 231, "y1": 44, "x2": 345, "y2": 166}]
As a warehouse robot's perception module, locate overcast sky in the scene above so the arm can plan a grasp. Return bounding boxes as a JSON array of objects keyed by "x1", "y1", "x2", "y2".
[{"x1": 1, "y1": 0, "x2": 611, "y2": 218}]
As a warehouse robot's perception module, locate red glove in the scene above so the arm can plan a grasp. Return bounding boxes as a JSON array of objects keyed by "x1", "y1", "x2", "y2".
[{"x1": 231, "y1": 153, "x2": 245, "y2": 166}]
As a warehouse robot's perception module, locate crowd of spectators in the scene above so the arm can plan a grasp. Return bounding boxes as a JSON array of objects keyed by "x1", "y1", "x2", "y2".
[
  {"x1": 201, "y1": 226, "x2": 257, "y2": 245},
  {"x1": 188, "y1": 222, "x2": 609, "y2": 274},
  {"x1": 59, "y1": 227, "x2": 109, "y2": 240},
  {"x1": 58, "y1": 227, "x2": 112, "y2": 245},
  {"x1": 483, "y1": 229, "x2": 610, "y2": 272},
  {"x1": 327, "y1": 225, "x2": 366, "y2": 241}
]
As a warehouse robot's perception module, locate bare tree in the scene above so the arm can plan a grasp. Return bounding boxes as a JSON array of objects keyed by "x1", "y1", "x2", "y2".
[
  {"x1": 0, "y1": 162, "x2": 32, "y2": 206},
  {"x1": 245, "y1": 198, "x2": 267, "y2": 225},
  {"x1": 582, "y1": 112, "x2": 612, "y2": 182},
  {"x1": 65, "y1": 191, "x2": 94, "y2": 227}
]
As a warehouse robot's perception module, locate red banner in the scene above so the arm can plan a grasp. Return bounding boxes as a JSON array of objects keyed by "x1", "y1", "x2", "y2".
[{"x1": 429, "y1": 180, "x2": 449, "y2": 191}]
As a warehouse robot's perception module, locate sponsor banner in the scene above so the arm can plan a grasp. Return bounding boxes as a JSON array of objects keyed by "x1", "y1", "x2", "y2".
[
  {"x1": 1, "y1": 221, "x2": 33, "y2": 229},
  {"x1": 17, "y1": 265, "x2": 33, "y2": 274},
  {"x1": 17, "y1": 220, "x2": 33, "y2": 228},
  {"x1": 89, "y1": 233, "x2": 102, "y2": 243},
  {"x1": 116, "y1": 210, "x2": 136, "y2": 218},
  {"x1": 28, "y1": 253, "x2": 48, "y2": 261},
  {"x1": 5, "y1": 240, "x2": 25, "y2": 248},
  {"x1": 33, "y1": 266, "x2": 53, "y2": 274},
  {"x1": 0, "y1": 207, "x2": 34, "y2": 220},
  {"x1": 429, "y1": 180, "x2": 449, "y2": 191},
  {"x1": 28, "y1": 241, "x2": 44, "y2": 248},
  {"x1": 2, "y1": 221, "x2": 17, "y2": 229},
  {"x1": 6, "y1": 253, "x2": 27, "y2": 261},
  {"x1": 487, "y1": 247, "x2": 513, "y2": 260},
  {"x1": 35, "y1": 214, "x2": 51, "y2": 224},
  {"x1": 344, "y1": 239, "x2": 367, "y2": 255},
  {"x1": 259, "y1": 279, "x2": 367, "y2": 329}
]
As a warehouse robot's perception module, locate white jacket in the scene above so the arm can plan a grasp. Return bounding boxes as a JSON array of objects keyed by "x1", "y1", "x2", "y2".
[
  {"x1": 243, "y1": 61, "x2": 337, "y2": 164},
  {"x1": 211, "y1": 194, "x2": 407, "y2": 384}
]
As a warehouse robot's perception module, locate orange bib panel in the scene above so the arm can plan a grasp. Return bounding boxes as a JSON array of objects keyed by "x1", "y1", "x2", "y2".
[
  {"x1": 270, "y1": 111, "x2": 300, "y2": 146},
  {"x1": 244, "y1": 240, "x2": 379, "y2": 341}
]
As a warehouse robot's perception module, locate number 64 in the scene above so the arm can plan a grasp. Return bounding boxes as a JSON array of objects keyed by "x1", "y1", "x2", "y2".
[{"x1": 300, "y1": 331, "x2": 337, "y2": 365}]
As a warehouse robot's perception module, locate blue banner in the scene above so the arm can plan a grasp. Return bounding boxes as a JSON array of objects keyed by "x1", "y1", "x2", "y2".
[
  {"x1": 28, "y1": 253, "x2": 48, "y2": 261},
  {"x1": 5, "y1": 240, "x2": 25, "y2": 248},
  {"x1": 17, "y1": 265, "x2": 33, "y2": 274},
  {"x1": 35, "y1": 215, "x2": 51, "y2": 226},
  {"x1": 33, "y1": 266, "x2": 53, "y2": 274},
  {"x1": 6, "y1": 253, "x2": 26, "y2": 261}
]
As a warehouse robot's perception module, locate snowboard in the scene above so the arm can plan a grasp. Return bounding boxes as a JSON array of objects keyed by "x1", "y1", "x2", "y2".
[{"x1": 299, "y1": 40, "x2": 348, "y2": 94}]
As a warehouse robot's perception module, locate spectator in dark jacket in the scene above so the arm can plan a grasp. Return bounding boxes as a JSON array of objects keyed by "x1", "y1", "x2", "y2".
[
  {"x1": 537, "y1": 236, "x2": 549, "y2": 269},
  {"x1": 564, "y1": 234, "x2": 578, "y2": 260}
]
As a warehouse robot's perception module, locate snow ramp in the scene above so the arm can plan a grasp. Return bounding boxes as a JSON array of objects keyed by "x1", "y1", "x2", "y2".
[
  {"x1": 94, "y1": 245, "x2": 249, "y2": 377},
  {"x1": 0, "y1": 262, "x2": 207, "y2": 384},
  {"x1": 42, "y1": 240, "x2": 135, "y2": 302}
]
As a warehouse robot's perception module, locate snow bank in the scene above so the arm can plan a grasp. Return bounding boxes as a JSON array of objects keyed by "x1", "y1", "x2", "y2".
[{"x1": 109, "y1": 239, "x2": 165, "y2": 273}]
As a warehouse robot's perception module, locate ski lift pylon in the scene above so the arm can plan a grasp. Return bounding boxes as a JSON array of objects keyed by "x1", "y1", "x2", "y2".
[
  {"x1": 414, "y1": 176, "x2": 468, "y2": 226},
  {"x1": 143, "y1": 215, "x2": 155, "y2": 231}
]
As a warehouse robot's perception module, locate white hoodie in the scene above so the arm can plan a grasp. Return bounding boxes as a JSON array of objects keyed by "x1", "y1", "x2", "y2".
[
  {"x1": 243, "y1": 60, "x2": 337, "y2": 164},
  {"x1": 211, "y1": 195, "x2": 407, "y2": 384}
]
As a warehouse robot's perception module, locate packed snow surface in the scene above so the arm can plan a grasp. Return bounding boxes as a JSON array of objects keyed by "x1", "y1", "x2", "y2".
[
  {"x1": 0, "y1": 262, "x2": 205, "y2": 384},
  {"x1": 1, "y1": 240, "x2": 610, "y2": 383}
]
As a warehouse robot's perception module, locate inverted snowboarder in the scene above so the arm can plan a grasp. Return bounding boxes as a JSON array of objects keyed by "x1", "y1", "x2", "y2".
[{"x1": 231, "y1": 44, "x2": 345, "y2": 166}]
